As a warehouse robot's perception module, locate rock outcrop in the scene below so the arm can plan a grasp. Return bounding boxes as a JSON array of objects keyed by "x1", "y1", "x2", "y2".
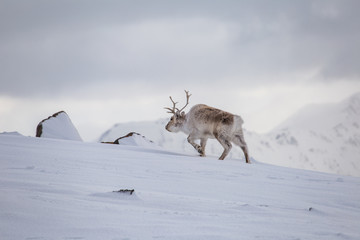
[
  {"x1": 102, "y1": 132, "x2": 155, "y2": 147},
  {"x1": 36, "y1": 111, "x2": 82, "y2": 141}
]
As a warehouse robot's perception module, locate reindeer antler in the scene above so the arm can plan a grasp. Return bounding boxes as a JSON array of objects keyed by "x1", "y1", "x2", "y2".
[
  {"x1": 178, "y1": 90, "x2": 191, "y2": 113},
  {"x1": 164, "y1": 96, "x2": 178, "y2": 114},
  {"x1": 164, "y1": 90, "x2": 191, "y2": 115}
]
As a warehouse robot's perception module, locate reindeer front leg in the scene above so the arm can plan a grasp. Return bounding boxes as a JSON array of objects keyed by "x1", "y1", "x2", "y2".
[
  {"x1": 200, "y1": 138, "x2": 207, "y2": 157},
  {"x1": 187, "y1": 134, "x2": 204, "y2": 156}
]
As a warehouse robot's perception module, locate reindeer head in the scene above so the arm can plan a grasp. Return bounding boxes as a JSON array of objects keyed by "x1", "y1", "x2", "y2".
[{"x1": 165, "y1": 90, "x2": 191, "y2": 132}]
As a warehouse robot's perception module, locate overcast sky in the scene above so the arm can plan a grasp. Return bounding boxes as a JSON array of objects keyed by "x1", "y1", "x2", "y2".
[{"x1": 1, "y1": 0, "x2": 360, "y2": 141}]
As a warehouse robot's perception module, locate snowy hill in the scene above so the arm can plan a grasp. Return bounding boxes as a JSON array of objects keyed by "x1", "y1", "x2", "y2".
[
  {"x1": 100, "y1": 93, "x2": 360, "y2": 176},
  {"x1": 257, "y1": 92, "x2": 360, "y2": 176},
  {"x1": 36, "y1": 111, "x2": 83, "y2": 141},
  {"x1": 1, "y1": 134, "x2": 360, "y2": 239}
]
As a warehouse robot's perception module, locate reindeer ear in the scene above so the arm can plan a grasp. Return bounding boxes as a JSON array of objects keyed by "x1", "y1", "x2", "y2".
[{"x1": 181, "y1": 111, "x2": 185, "y2": 117}]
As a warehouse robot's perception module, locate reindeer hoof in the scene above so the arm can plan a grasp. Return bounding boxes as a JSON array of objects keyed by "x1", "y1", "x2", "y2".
[{"x1": 196, "y1": 147, "x2": 204, "y2": 155}]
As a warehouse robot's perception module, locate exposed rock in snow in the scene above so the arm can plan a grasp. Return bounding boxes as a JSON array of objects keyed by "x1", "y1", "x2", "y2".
[
  {"x1": 36, "y1": 111, "x2": 82, "y2": 141},
  {"x1": 102, "y1": 132, "x2": 156, "y2": 148}
]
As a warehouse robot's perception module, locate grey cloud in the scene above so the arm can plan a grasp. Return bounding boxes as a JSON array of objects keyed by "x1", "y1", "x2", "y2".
[{"x1": 1, "y1": 0, "x2": 359, "y2": 97}]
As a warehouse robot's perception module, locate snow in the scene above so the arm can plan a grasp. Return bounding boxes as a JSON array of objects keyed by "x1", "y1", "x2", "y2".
[
  {"x1": 259, "y1": 92, "x2": 360, "y2": 176},
  {"x1": 113, "y1": 132, "x2": 158, "y2": 148},
  {"x1": 37, "y1": 111, "x2": 83, "y2": 141},
  {"x1": 1, "y1": 134, "x2": 360, "y2": 239},
  {"x1": 100, "y1": 93, "x2": 360, "y2": 176}
]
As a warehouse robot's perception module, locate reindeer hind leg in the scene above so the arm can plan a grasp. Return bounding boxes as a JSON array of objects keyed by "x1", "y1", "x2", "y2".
[
  {"x1": 234, "y1": 134, "x2": 250, "y2": 163},
  {"x1": 216, "y1": 135, "x2": 232, "y2": 160}
]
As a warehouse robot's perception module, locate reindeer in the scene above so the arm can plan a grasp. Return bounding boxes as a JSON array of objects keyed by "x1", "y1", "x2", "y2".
[{"x1": 165, "y1": 90, "x2": 250, "y2": 163}]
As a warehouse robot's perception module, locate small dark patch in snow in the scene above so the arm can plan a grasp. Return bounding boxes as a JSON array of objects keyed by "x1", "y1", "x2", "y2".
[
  {"x1": 101, "y1": 141, "x2": 116, "y2": 144},
  {"x1": 91, "y1": 190, "x2": 139, "y2": 201},
  {"x1": 113, "y1": 189, "x2": 135, "y2": 195}
]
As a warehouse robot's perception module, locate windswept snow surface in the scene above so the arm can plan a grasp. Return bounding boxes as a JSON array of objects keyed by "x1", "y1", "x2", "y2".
[{"x1": 1, "y1": 134, "x2": 360, "y2": 240}]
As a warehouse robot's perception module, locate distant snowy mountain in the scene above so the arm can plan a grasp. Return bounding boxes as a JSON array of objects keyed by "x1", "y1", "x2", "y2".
[
  {"x1": 258, "y1": 92, "x2": 360, "y2": 176},
  {"x1": 99, "y1": 93, "x2": 360, "y2": 176},
  {"x1": 36, "y1": 111, "x2": 83, "y2": 141},
  {"x1": 0, "y1": 131, "x2": 24, "y2": 137}
]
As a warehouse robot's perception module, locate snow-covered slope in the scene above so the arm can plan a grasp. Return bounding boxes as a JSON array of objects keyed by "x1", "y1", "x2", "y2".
[
  {"x1": 99, "y1": 93, "x2": 360, "y2": 176},
  {"x1": 36, "y1": 111, "x2": 82, "y2": 141},
  {"x1": 254, "y1": 92, "x2": 360, "y2": 176},
  {"x1": 1, "y1": 134, "x2": 359, "y2": 239}
]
